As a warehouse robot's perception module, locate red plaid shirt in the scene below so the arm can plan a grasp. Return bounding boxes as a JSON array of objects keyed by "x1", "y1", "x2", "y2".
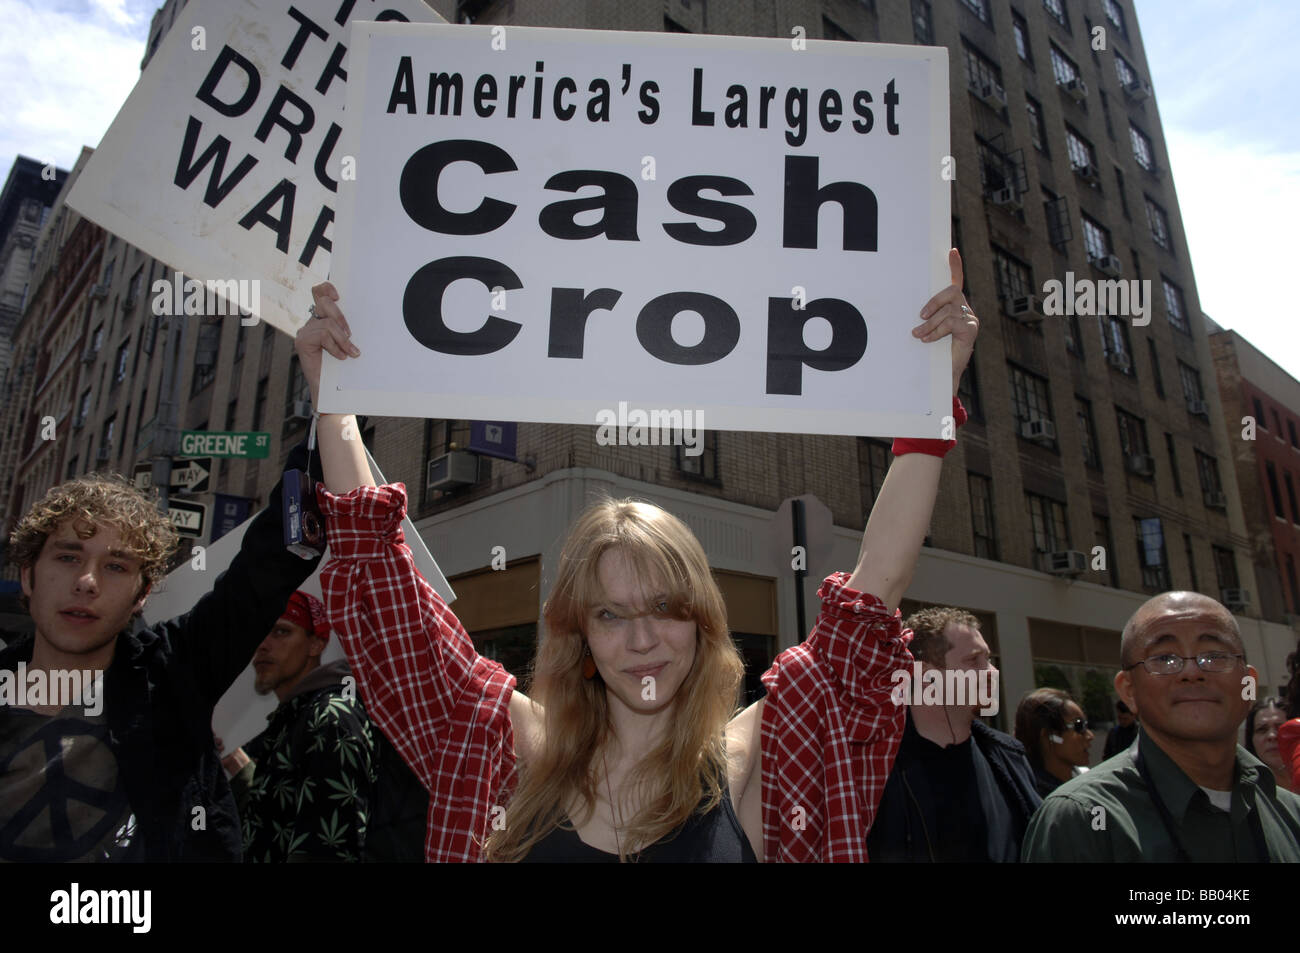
[{"x1": 318, "y1": 483, "x2": 911, "y2": 862}]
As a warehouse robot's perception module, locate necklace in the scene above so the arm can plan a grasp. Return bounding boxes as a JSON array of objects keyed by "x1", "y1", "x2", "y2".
[{"x1": 602, "y1": 749, "x2": 625, "y2": 861}]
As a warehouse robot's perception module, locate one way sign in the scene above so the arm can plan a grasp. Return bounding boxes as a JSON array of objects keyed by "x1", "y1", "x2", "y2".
[{"x1": 133, "y1": 457, "x2": 212, "y2": 494}]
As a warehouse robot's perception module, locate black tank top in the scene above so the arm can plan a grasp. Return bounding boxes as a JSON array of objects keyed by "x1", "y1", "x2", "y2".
[{"x1": 521, "y1": 788, "x2": 757, "y2": 863}]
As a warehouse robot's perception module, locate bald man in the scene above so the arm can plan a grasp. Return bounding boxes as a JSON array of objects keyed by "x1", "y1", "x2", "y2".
[{"x1": 1022, "y1": 591, "x2": 1300, "y2": 861}]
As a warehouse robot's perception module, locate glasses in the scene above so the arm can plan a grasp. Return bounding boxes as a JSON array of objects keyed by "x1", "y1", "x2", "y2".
[
  {"x1": 1125, "y1": 652, "x2": 1245, "y2": 675},
  {"x1": 1065, "y1": 718, "x2": 1090, "y2": 734}
]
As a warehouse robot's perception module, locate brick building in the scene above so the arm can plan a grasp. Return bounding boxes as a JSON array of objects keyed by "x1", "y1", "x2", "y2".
[{"x1": 1208, "y1": 319, "x2": 1300, "y2": 631}]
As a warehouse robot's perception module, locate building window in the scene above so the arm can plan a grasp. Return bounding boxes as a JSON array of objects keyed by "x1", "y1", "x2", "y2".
[
  {"x1": 1114, "y1": 167, "x2": 1131, "y2": 218},
  {"x1": 1064, "y1": 312, "x2": 1084, "y2": 357},
  {"x1": 1027, "y1": 492, "x2": 1070, "y2": 553},
  {"x1": 957, "y1": 362, "x2": 982, "y2": 421},
  {"x1": 1081, "y1": 213, "x2": 1113, "y2": 262},
  {"x1": 191, "y1": 317, "x2": 221, "y2": 395},
  {"x1": 1134, "y1": 517, "x2": 1170, "y2": 591},
  {"x1": 1145, "y1": 195, "x2": 1172, "y2": 251},
  {"x1": 911, "y1": 0, "x2": 934, "y2": 44},
  {"x1": 66, "y1": 456, "x2": 79, "y2": 480},
  {"x1": 968, "y1": 472, "x2": 998, "y2": 559},
  {"x1": 1115, "y1": 52, "x2": 1138, "y2": 89},
  {"x1": 1212, "y1": 545, "x2": 1240, "y2": 593},
  {"x1": 91, "y1": 323, "x2": 105, "y2": 354},
  {"x1": 1049, "y1": 43, "x2": 1078, "y2": 86},
  {"x1": 1012, "y1": 12, "x2": 1031, "y2": 61},
  {"x1": 114, "y1": 342, "x2": 130, "y2": 383},
  {"x1": 1043, "y1": 191, "x2": 1072, "y2": 247},
  {"x1": 1008, "y1": 364, "x2": 1055, "y2": 430},
  {"x1": 977, "y1": 138, "x2": 1015, "y2": 193},
  {"x1": 1130, "y1": 122, "x2": 1156, "y2": 171},
  {"x1": 992, "y1": 246, "x2": 1033, "y2": 302},
  {"x1": 225, "y1": 399, "x2": 238, "y2": 431},
  {"x1": 1267, "y1": 461, "x2": 1286, "y2": 519},
  {"x1": 1104, "y1": 0, "x2": 1129, "y2": 39},
  {"x1": 963, "y1": 43, "x2": 1003, "y2": 97},
  {"x1": 1286, "y1": 472, "x2": 1300, "y2": 523},
  {"x1": 1102, "y1": 315, "x2": 1133, "y2": 372},
  {"x1": 1077, "y1": 397, "x2": 1101, "y2": 468},
  {"x1": 1161, "y1": 277, "x2": 1189, "y2": 333},
  {"x1": 1177, "y1": 361, "x2": 1204, "y2": 407},
  {"x1": 252, "y1": 377, "x2": 269, "y2": 431},
  {"x1": 677, "y1": 431, "x2": 719, "y2": 481},
  {"x1": 860, "y1": 439, "x2": 892, "y2": 510},
  {"x1": 1116, "y1": 407, "x2": 1150, "y2": 459},
  {"x1": 1164, "y1": 433, "x2": 1182, "y2": 495},
  {"x1": 76, "y1": 389, "x2": 91, "y2": 427},
  {"x1": 1184, "y1": 534, "x2": 1199, "y2": 591},
  {"x1": 1146, "y1": 339, "x2": 1164, "y2": 397},
  {"x1": 1043, "y1": 0, "x2": 1069, "y2": 29},
  {"x1": 1253, "y1": 397, "x2": 1266, "y2": 429},
  {"x1": 1065, "y1": 125, "x2": 1097, "y2": 173},
  {"x1": 1274, "y1": 408, "x2": 1286, "y2": 436},
  {"x1": 664, "y1": 16, "x2": 690, "y2": 32},
  {"x1": 960, "y1": 0, "x2": 991, "y2": 24},
  {"x1": 1025, "y1": 96, "x2": 1047, "y2": 152},
  {"x1": 101, "y1": 415, "x2": 117, "y2": 453}
]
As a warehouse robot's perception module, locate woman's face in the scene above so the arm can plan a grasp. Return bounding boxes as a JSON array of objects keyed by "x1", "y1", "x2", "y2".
[
  {"x1": 1051, "y1": 701, "x2": 1094, "y2": 767},
  {"x1": 585, "y1": 548, "x2": 698, "y2": 716},
  {"x1": 1252, "y1": 707, "x2": 1286, "y2": 773}
]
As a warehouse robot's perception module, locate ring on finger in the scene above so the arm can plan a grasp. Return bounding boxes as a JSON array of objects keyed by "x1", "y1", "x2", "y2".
[
  {"x1": 960, "y1": 304, "x2": 974, "y2": 317},
  {"x1": 308, "y1": 303, "x2": 319, "y2": 319}
]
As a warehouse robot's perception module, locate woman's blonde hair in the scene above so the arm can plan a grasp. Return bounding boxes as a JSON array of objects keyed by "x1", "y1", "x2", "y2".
[{"x1": 485, "y1": 498, "x2": 744, "y2": 862}]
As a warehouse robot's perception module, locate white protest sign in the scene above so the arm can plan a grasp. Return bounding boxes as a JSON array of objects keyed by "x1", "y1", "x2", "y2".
[
  {"x1": 65, "y1": 0, "x2": 444, "y2": 334},
  {"x1": 141, "y1": 451, "x2": 454, "y2": 752},
  {"x1": 323, "y1": 24, "x2": 951, "y2": 438}
]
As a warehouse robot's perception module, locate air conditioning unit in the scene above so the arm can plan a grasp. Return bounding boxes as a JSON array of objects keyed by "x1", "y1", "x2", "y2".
[
  {"x1": 1123, "y1": 80, "x2": 1151, "y2": 103},
  {"x1": 1043, "y1": 550, "x2": 1088, "y2": 575},
  {"x1": 1220, "y1": 588, "x2": 1250, "y2": 611},
  {"x1": 1126, "y1": 453, "x2": 1155, "y2": 476},
  {"x1": 1063, "y1": 77, "x2": 1088, "y2": 102},
  {"x1": 1020, "y1": 417, "x2": 1056, "y2": 443},
  {"x1": 1186, "y1": 398, "x2": 1208, "y2": 417},
  {"x1": 88, "y1": 283, "x2": 109, "y2": 300},
  {"x1": 1106, "y1": 350, "x2": 1132, "y2": 373},
  {"x1": 1072, "y1": 162, "x2": 1099, "y2": 184},
  {"x1": 287, "y1": 400, "x2": 313, "y2": 422},
  {"x1": 427, "y1": 450, "x2": 478, "y2": 491},
  {"x1": 1091, "y1": 253, "x2": 1123, "y2": 277},
  {"x1": 1006, "y1": 295, "x2": 1045, "y2": 320},
  {"x1": 987, "y1": 185, "x2": 1022, "y2": 211},
  {"x1": 978, "y1": 81, "x2": 1007, "y2": 108},
  {"x1": 1203, "y1": 490, "x2": 1227, "y2": 509}
]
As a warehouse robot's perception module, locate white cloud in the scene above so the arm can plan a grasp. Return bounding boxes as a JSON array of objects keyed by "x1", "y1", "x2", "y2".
[
  {"x1": 0, "y1": 1, "x2": 148, "y2": 169},
  {"x1": 1164, "y1": 126, "x2": 1300, "y2": 378}
]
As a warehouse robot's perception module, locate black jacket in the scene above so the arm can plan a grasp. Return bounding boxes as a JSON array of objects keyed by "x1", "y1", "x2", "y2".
[
  {"x1": 0, "y1": 444, "x2": 322, "y2": 862},
  {"x1": 868, "y1": 711, "x2": 1043, "y2": 862}
]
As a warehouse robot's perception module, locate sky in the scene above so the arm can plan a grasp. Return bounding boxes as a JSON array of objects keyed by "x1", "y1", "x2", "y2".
[{"x1": 1, "y1": 0, "x2": 1297, "y2": 376}]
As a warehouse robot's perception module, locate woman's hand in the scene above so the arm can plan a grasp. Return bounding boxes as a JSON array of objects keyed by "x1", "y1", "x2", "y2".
[
  {"x1": 295, "y1": 282, "x2": 360, "y2": 408},
  {"x1": 912, "y1": 248, "x2": 979, "y2": 395}
]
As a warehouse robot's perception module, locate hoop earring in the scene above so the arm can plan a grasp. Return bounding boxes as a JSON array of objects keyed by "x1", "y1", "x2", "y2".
[{"x1": 582, "y1": 644, "x2": 597, "y2": 680}]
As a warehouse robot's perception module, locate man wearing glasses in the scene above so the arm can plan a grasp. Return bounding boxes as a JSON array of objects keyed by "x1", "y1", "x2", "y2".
[{"x1": 1022, "y1": 591, "x2": 1300, "y2": 861}]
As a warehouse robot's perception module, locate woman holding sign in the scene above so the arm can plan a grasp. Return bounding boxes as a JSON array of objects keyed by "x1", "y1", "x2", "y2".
[{"x1": 297, "y1": 250, "x2": 978, "y2": 862}]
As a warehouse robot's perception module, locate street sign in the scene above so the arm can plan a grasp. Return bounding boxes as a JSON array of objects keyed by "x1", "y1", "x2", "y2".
[
  {"x1": 180, "y1": 431, "x2": 270, "y2": 459},
  {"x1": 132, "y1": 457, "x2": 212, "y2": 493},
  {"x1": 167, "y1": 499, "x2": 208, "y2": 538}
]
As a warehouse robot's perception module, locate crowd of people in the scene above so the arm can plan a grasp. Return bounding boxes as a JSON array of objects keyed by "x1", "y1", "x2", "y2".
[{"x1": 3, "y1": 250, "x2": 1299, "y2": 862}]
